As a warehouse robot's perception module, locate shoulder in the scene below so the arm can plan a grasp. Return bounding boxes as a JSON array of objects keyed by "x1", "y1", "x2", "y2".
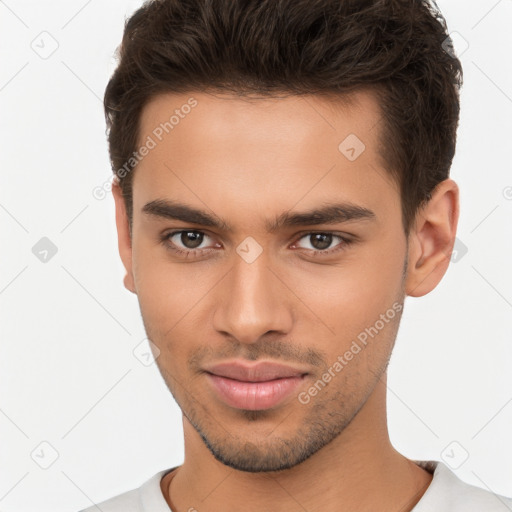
[
  {"x1": 78, "y1": 468, "x2": 175, "y2": 512},
  {"x1": 413, "y1": 460, "x2": 512, "y2": 512},
  {"x1": 79, "y1": 487, "x2": 141, "y2": 512}
]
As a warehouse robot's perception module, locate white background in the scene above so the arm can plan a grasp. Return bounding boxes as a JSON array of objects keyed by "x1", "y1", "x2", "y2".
[{"x1": 1, "y1": 1, "x2": 511, "y2": 510}]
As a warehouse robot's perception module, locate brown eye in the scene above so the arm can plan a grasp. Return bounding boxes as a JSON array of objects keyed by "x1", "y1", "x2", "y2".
[
  {"x1": 160, "y1": 230, "x2": 222, "y2": 259},
  {"x1": 292, "y1": 232, "x2": 352, "y2": 256},
  {"x1": 179, "y1": 231, "x2": 204, "y2": 249},
  {"x1": 164, "y1": 230, "x2": 214, "y2": 252},
  {"x1": 296, "y1": 233, "x2": 336, "y2": 251},
  {"x1": 309, "y1": 233, "x2": 332, "y2": 250}
]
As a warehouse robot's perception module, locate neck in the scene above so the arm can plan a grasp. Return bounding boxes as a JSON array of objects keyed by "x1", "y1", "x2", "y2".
[{"x1": 165, "y1": 375, "x2": 433, "y2": 512}]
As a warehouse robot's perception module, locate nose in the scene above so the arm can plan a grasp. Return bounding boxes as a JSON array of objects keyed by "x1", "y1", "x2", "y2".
[{"x1": 212, "y1": 250, "x2": 294, "y2": 344}]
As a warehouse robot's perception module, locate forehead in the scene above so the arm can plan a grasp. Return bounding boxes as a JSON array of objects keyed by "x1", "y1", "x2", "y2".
[
  {"x1": 132, "y1": 89, "x2": 398, "y2": 231},
  {"x1": 138, "y1": 89, "x2": 383, "y2": 156}
]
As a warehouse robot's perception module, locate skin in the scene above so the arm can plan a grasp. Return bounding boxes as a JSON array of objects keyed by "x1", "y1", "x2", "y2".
[{"x1": 113, "y1": 89, "x2": 459, "y2": 512}]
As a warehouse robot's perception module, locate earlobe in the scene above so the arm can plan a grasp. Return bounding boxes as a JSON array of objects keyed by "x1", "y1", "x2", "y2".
[
  {"x1": 405, "y1": 179, "x2": 459, "y2": 297},
  {"x1": 112, "y1": 180, "x2": 136, "y2": 294}
]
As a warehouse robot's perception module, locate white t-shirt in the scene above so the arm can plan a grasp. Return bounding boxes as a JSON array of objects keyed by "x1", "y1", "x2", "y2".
[{"x1": 80, "y1": 460, "x2": 512, "y2": 511}]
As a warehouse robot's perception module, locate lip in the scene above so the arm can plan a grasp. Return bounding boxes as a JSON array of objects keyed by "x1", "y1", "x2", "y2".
[
  {"x1": 204, "y1": 361, "x2": 308, "y2": 382},
  {"x1": 203, "y1": 360, "x2": 308, "y2": 411}
]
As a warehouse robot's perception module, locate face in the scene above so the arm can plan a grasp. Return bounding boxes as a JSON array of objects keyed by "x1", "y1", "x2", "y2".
[{"x1": 121, "y1": 90, "x2": 410, "y2": 472}]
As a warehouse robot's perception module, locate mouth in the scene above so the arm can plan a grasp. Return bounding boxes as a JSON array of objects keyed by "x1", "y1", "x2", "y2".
[{"x1": 203, "y1": 360, "x2": 309, "y2": 411}]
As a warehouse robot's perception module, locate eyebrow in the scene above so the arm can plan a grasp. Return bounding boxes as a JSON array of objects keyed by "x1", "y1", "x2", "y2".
[{"x1": 142, "y1": 199, "x2": 376, "y2": 232}]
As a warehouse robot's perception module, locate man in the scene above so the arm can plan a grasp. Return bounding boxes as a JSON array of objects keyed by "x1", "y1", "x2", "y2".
[{"x1": 82, "y1": 0, "x2": 512, "y2": 510}]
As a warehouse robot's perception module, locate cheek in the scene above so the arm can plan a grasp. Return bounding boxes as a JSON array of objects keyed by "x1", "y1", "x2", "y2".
[
  {"x1": 132, "y1": 244, "x2": 217, "y2": 360},
  {"x1": 291, "y1": 252, "x2": 403, "y2": 328},
  {"x1": 132, "y1": 240, "x2": 193, "y2": 312},
  {"x1": 285, "y1": 237, "x2": 405, "y2": 359}
]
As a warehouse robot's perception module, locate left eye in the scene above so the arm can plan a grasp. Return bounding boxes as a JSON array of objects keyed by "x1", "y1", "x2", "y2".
[
  {"x1": 293, "y1": 233, "x2": 345, "y2": 251},
  {"x1": 167, "y1": 231, "x2": 214, "y2": 250}
]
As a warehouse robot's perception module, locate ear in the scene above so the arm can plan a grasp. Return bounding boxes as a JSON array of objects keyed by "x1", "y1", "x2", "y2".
[
  {"x1": 405, "y1": 178, "x2": 460, "y2": 297},
  {"x1": 112, "y1": 180, "x2": 136, "y2": 294}
]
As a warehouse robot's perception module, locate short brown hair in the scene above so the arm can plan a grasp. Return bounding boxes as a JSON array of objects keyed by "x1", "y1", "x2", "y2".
[{"x1": 104, "y1": 0, "x2": 463, "y2": 234}]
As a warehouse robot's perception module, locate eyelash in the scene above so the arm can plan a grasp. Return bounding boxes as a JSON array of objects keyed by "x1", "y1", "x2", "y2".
[{"x1": 159, "y1": 230, "x2": 354, "y2": 259}]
